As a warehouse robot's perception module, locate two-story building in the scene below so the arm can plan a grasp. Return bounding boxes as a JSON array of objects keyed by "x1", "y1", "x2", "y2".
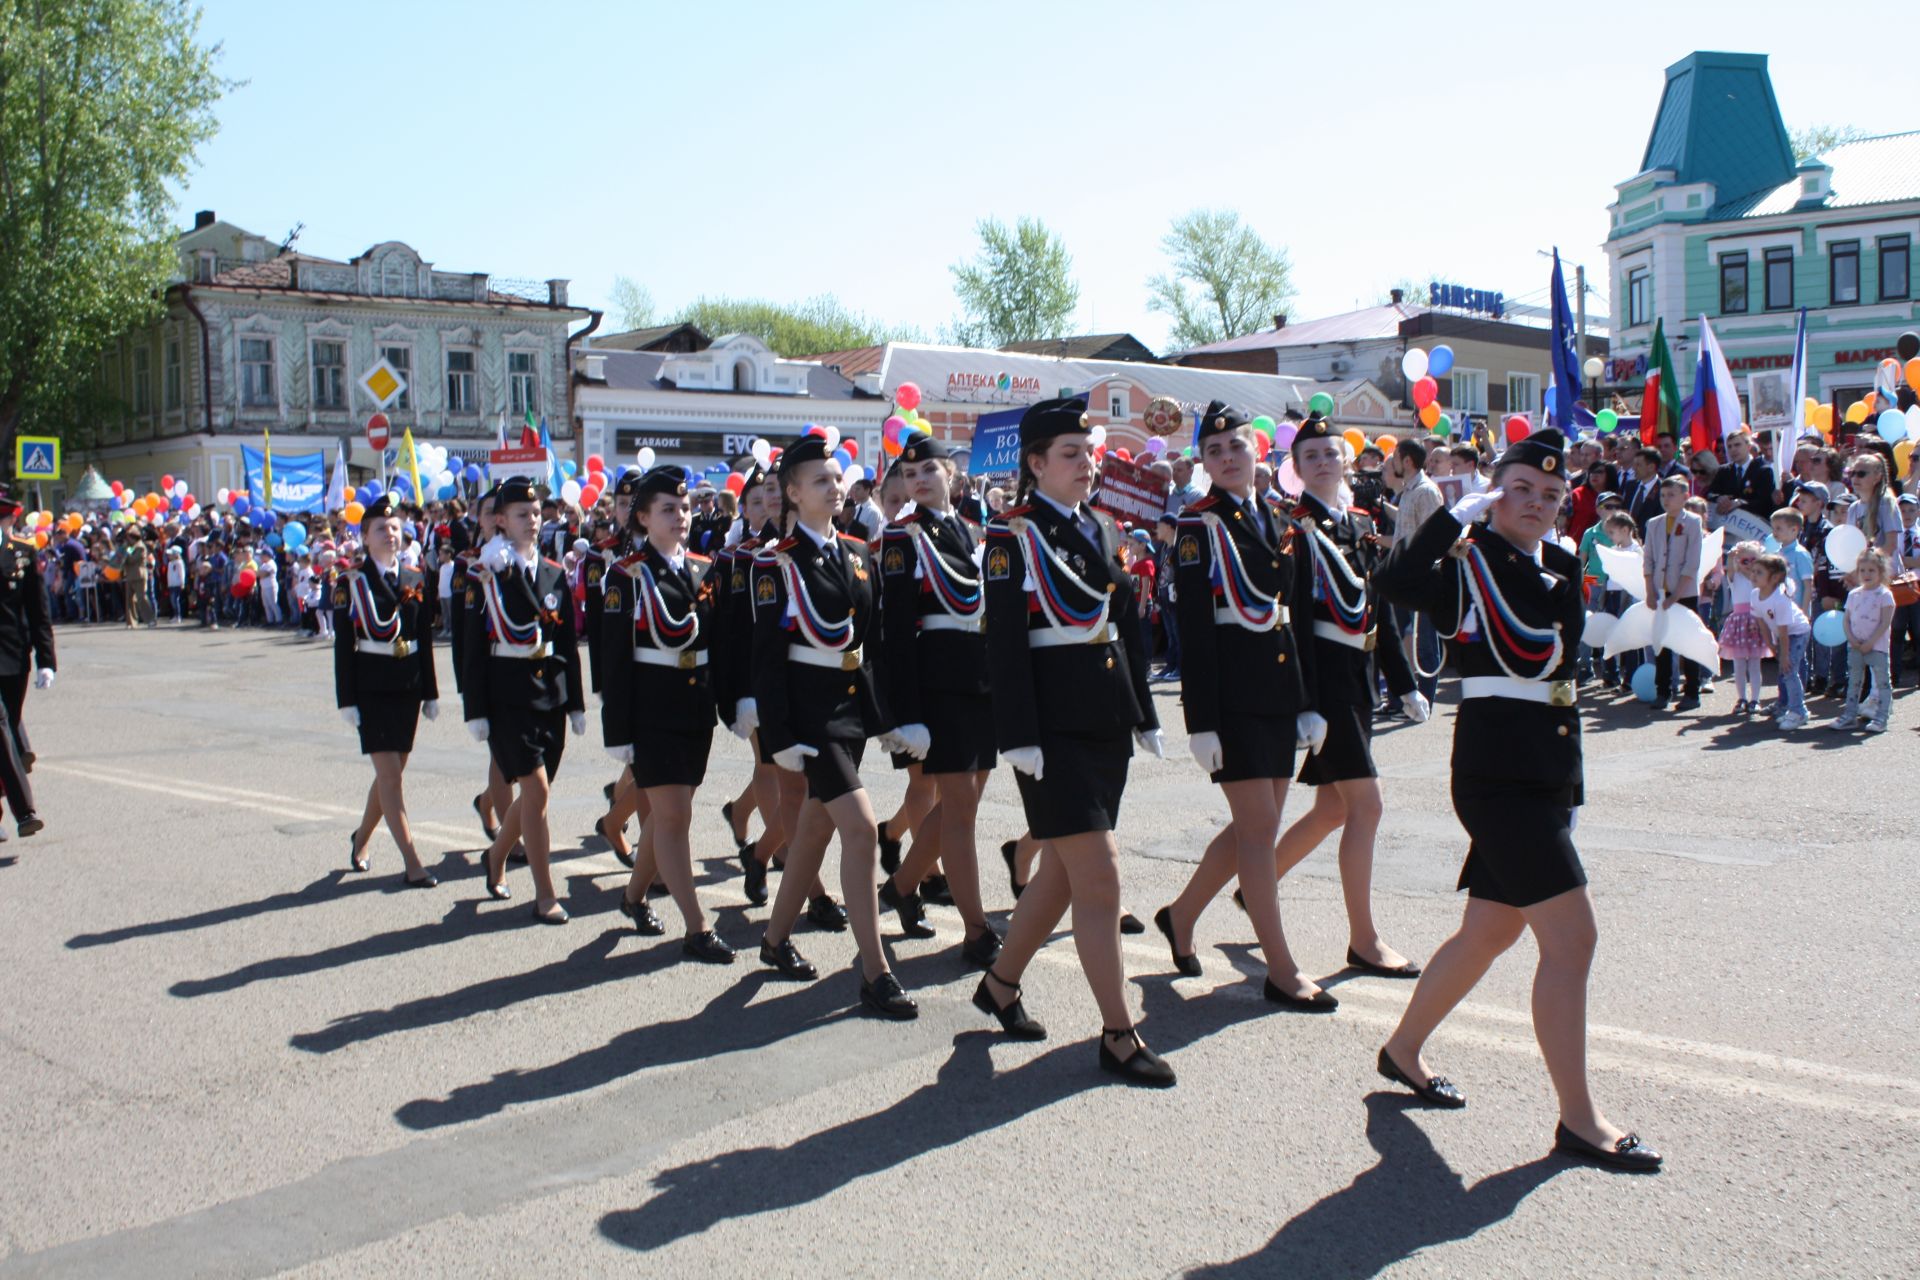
[
  {"x1": 1603, "y1": 51, "x2": 1919, "y2": 432},
  {"x1": 69, "y1": 211, "x2": 592, "y2": 506}
]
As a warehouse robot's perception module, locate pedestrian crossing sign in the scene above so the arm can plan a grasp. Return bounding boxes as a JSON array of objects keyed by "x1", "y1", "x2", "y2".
[{"x1": 14, "y1": 436, "x2": 59, "y2": 480}]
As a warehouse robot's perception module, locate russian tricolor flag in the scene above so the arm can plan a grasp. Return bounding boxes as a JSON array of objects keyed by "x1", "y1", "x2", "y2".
[{"x1": 1682, "y1": 314, "x2": 1742, "y2": 458}]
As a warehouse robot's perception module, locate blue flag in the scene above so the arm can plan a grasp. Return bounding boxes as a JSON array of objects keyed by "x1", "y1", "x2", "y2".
[
  {"x1": 1549, "y1": 248, "x2": 1584, "y2": 434},
  {"x1": 538, "y1": 415, "x2": 567, "y2": 497}
]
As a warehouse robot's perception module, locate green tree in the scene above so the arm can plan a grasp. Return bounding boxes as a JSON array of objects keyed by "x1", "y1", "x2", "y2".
[
  {"x1": 1790, "y1": 123, "x2": 1870, "y2": 163},
  {"x1": 1147, "y1": 209, "x2": 1295, "y2": 353},
  {"x1": 0, "y1": 0, "x2": 228, "y2": 452},
  {"x1": 608, "y1": 275, "x2": 657, "y2": 331},
  {"x1": 948, "y1": 216, "x2": 1079, "y2": 348},
  {"x1": 671, "y1": 294, "x2": 920, "y2": 357},
  {"x1": 1370, "y1": 275, "x2": 1432, "y2": 307}
]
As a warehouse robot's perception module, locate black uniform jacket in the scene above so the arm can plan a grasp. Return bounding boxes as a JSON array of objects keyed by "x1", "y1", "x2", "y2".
[
  {"x1": 749, "y1": 526, "x2": 890, "y2": 755},
  {"x1": 878, "y1": 506, "x2": 988, "y2": 726},
  {"x1": 982, "y1": 496, "x2": 1157, "y2": 749},
  {"x1": 0, "y1": 535, "x2": 55, "y2": 677},
  {"x1": 600, "y1": 542, "x2": 718, "y2": 748},
  {"x1": 1294, "y1": 490, "x2": 1415, "y2": 708},
  {"x1": 1375, "y1": 508, "x2": 1585, "y2": 796},
  {"x1": 459, "y1": 552, "x2": 586, "y2": 721},
  {"x1": 447, "y1": 547, "x2": 479, "y2": 694},
  {"x1": 333, "y1": 560, "x2": 438, "y2": 708},
  {"x1": 1173, "y1": 487, "x2": 1311, "y2": 736},
  {"x1": 580, "y1": 532, "x2": 630, "y2": 695}
]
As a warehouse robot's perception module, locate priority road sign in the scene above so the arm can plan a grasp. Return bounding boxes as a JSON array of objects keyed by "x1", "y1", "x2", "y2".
[
  {"x1": 15, "y1": 436, "x2": 59, "y2": 480},
  {"x1": 359, "y1": 357, "x2": 407, "y2": 410}
]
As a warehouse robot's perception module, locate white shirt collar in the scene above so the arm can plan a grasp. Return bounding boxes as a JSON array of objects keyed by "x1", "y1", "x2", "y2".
[
  {"x1": 796, "y1": 522, "x2": 837, "y2": 553},
  {"x1": 1032, "y1": 490, "x2": 1085, "y2": 524}
]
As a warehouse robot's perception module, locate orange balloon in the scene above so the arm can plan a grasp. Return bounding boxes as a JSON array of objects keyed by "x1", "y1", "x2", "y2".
[
  {"x1": 1375, "y1": 434, "x2": 1396, "y2": 453},
  {"x1": 1342, "y1": 428, "x2": 1367, "y2": 453},
  {"x1": 1419, "y1": 402, "x2": 1440, "y2": 428},
  {"x1": 33, "y1": 532, "x2": 47, "y2": 549},
  {"x1": 1906, "y1": 358, "x2": 1920, "y2": 393},
  {"x1": 343, "y1": 501, "x2": 365, "y2": 524},
  {"x1": 342, "y1": 485, "x2": 356, "y2": 505},
  {"x1": 1844, "y1": 402, "x2": 1868, "y2": 426}
]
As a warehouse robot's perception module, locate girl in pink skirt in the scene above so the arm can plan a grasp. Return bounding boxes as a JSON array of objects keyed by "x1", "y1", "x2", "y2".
[{"x1": 1719, "y1": 541, "x2": 1773, "y2": 714}]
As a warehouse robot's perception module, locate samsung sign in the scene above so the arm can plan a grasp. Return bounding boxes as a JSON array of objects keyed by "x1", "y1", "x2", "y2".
[{"x1": 1429, "y1": 282, "x2": 1505, "y2": 319}]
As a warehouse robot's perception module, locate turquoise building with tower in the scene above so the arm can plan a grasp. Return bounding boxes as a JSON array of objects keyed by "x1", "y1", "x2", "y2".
[{"x1": 1603, "y1": 51, "x2": 1920, "y2": 433}]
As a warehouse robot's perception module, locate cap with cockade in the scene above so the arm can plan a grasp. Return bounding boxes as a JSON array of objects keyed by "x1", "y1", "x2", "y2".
[
  {"x1": 1018, "y1": 397, "x2": 1090, "y2": 451},
  {"x1": 362, "y1": 492, "x2": 399, "y2": 520},
  {"x1": 1290, "y1": 411, "x2": 1337, "y2": 445},
  {"x1": 898, "y1": 429, "x2": 948, "y2": 464},
  {"x1": 1193, "y1": 399, "x2": 1250, "y2": 447},
  {"x1": 634, "y1": 464, "x2": 690, "y2": 502},
  {"x1": 778, "y1": 433, "x2": 831, "y2": 474},
  {"x1": 494, "y1": 475, "x2": 538, "y2": 507},
  {"x1": 1495, "y1": 426, "x2": 1568, "y2": 476},
  {"x1": 612, "y1": 469, "x2": 643, "y2": 499}
]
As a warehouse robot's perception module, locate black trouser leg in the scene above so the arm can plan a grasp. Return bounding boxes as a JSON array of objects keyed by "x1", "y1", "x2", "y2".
[
  {"x1": 0, "y1": 672, "x2": 31, "y2": 767},
  {"x1": 0, "y1": 694, "x2": 36, "y2": 817}
]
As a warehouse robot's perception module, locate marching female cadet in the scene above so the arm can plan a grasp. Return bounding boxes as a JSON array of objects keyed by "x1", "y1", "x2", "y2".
[
  {"x1": 584, "y1": 470, "x2": 648, "y2": 865},
  {"x1": 1152, "y1": 402, "x2": 1327, "y2": 1006},
  {"x1": 1373, "y1": 427, "x2": 1662, "y2": 1171},
  {"x1": 749, "y1": 434, "x2": 917, "y2": 1018},
  {"x1": 451, "y1": 487, "x2": 513, "y2": 846},
  {"x1": 336, "y1": 494, "x2": 440, "y2": 887},
  {"x1": 972, "y1": 398, "x2": 1174, "y2": 1085},
  {"x1": 462, "y1": 477, "x2": 588, "y2": 925},
  {"x1": 600, "y1": 465, "x2": 734, "y2": 963},
  {"x1": 875, "y1": 430, "x2": 1001, "y2": 967},
  {"x1": 871, "y1": 462, "x2": 939, "y2": 885},
  {"x1": 0, "y1": 490, "x2": 49, "y2": 837}
]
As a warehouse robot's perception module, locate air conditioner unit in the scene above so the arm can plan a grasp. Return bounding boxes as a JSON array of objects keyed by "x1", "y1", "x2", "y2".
[{"x1": 1330, "y1": 358, "x2": 1351, "y2": 374}]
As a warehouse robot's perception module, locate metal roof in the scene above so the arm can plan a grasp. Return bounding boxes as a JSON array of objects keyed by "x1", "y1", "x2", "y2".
[
  {"x1": 999, "y1": 333, "x2": 1159, "y2": 362},
  {"x1": 1716, "y1": 129, "x2": 1920, "y2": 219},
  {"x1": 1174, "y1": 304, "x2": 1426, "y2": 356},
  {"x1": 1639, "y1": 52, "x2": 1796, "y2": 211},
  {"x1": 586, "y1": 349, "x2": 867, "y2": 400}
]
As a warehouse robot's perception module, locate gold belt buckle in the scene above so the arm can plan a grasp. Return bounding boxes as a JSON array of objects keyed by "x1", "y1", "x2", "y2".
[
  {"x1": 840, "y1": 648, "x2": 861, "y2": 671},
  {"x1": 1361, "y1": 629, "x2": 1377, "y2": 652},
  {"x1": 392, "y1": 637, "x2": 412, "y2": 659},
  {"x1": 1548, "y1": 680, "x2": 1575, "y2": 707},
  {"x1": 530, "y1": 640, "x2": 549, "y2": 660},
  {"x1": 677, "y1": 650, "x2": 696, "y2": 670}
]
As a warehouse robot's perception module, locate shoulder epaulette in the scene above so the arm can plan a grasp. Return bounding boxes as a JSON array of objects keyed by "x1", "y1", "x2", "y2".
[
  {"x1": 997, "y1": 504, "x2": 1031, "y2": 520},
  {"x1": 1188, "y1": 493, "x2": 1222, "y2": 513},
  {"x1": 615, "y1": 551, "x2": 645, "y2": 568},
  {"x1": 770, "y1": 536, "x2": 799, "y2": 554},
  {"x1": 542, "y1": 556, "x2": 563, "y2": 570},
  {"x1": 836, "y1": 531, "x2": 866, "y2": 546},
  {"x1": 882, "y1": 523, "x2": 912, "y2": 539},
  {"x1": 687, "y1": 552, "x2": 711, "y2": 564}
]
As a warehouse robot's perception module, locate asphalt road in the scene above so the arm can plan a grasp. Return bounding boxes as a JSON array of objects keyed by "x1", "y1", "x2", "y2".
[{"x1": 0, "y1": 624, "x2": 1914, "y2": 1278}]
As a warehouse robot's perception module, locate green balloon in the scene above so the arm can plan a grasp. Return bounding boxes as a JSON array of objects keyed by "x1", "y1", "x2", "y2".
[
  {"x1": 1308, "y1": 392, "x2": 1335, "y2": 416},
  {"x1": 1435, "y1": 413, "x2": 1453, "y2": 438},
  {"x1": 1251, "y1": 414, "x2": 1276, "y2": 438},
  {"x1": 1596, "y1": 409, "x2": 1619, "y2": 434}
]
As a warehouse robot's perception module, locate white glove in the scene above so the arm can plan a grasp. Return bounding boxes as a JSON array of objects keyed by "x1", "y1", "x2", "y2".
[
  {"x1": 731, "y1": 697, "x2": 759, "y2": 739},
  {"x1": 1296, "y1": 711, "x2": 1329, "y2": 754},
  {"x1": 1401, "y1": 691, "x2": 1430, "y2": 723},
  {"x1": 772, "y1": 743, "x2": 819, "y2": 772},
  {"x1": 1189, "y1": 730, "x2": 1223, "y2": 773},
  {"x1": 466, "y1": 718, "x2": 490, "y2": 742},
  {"x1": 1135, "y1": 728, "x2": 1166, "y2": 759},
  {"x1": 1003, "y1": 746, "x2": 1045, "y2": 780},
  {"x1": 480, "y1": 536, "x2": 512, "y2": 572},
  {"x1": 421, "y1": 699, "x2": 439, "y2": 722},
  {"x1": 569, "y1": 711, "x2": 587, "y2": 737},
  {"x1": 606, "y1": 743, "x2": 634, "y2": 765},
  {"x1": 339, "y1": 706, "x2": 361, "y2": 728},
  {"x1": 1449, "y1": 488, "x2": 1504, "y2": 526},
  {"x1": 894, "y1": 723, "x2": 932, "y2": 760},
  {"x1": 33, "y1": 670, "x2": 53, "y2": 690},
  {"x1": 877, "y1": 729, "x2": 909, "y2": 755}
]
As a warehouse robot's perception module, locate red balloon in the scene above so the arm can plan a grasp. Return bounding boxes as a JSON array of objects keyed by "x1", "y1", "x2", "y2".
[
  {"x1": 585, "y1": 454, "x2": 605, "y2": 473},
  {"x1": 161, "y1": 474, "x2": 175, "y2": 491},
  {"x1": 181, "y1": 494, "x2": 194, "y2": 509},
  {"x1": 724, "y1": 473, "x2": 746, "y2": 496},
  {"x1": 1412, "y1": 376, "x2": 1438, "y2": 409},
  {"x1": 1504, "y1": 415, "x2": 1531, "y2": 443},
  {"x1": 110, "y1": 480, "x2": 124, "y2": 496},
  {"x1": 842, "y1": 440, "x2": 859, "y2": 460},
  {"x1": 895, "y1": 382, "x2": 923, "y2": 412},
  {"x1": 1115, "y1": 448, "x2": 1132, "y2": 462}
]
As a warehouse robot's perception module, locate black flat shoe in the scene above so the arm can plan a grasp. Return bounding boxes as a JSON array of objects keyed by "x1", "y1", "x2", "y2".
[
  {"x1": 879, "y1": 879, "x2": 937, "y2": 939},
  {"x1": 972, "y1": 972, "x2": 1045, "y2": 1040},
  {"x1": 878, "y1": 820, "x2": 902, "y2": 876},
  {"x1": 1554, "y1": 1122, "x2": 1662, "y2": 1172},
  {"x1": 472, "y1": 794, "x2": 498, "y2": 843},
  {"x1": 508, "y1": 842, "x2": 528, "y2": 865},
  {"x1": 738, "y1": 841, "x2": 768, "y2": 906},
  {"x1": 597, "y1": 814, "x2": 634, "y2": 868},
  {"x1": 760, "y1": 938, "x2": 817, "y2": 980},
  {"x1": 532, "y1": 902, "x2": 569, "y2": 925},
  {"x1": 1346, "y1": 947, "x2": 1423, "y2": 978},
  {"x1": 919, "y1": 873, "x2": 953, "y2": 906},
  {"x1": 603, "y1": 781, "x2": 616, "y2": 803},
  {"x1": 1119, "y1": 912, "x2": 1146, "y2": 936},
  {"x1": 1265, "y1": 979, "x2": 1338, "y2": 1012},
  {"x1": 1232, "y1": 887, "x2": 1246, "y2": 913},
  {"x1": 483, "y1": 847, "x2": 511, "y2": 901},
  {"x1": 1099, "y1": 1029, "x2": 1176, "y2": 1087},
  {"x1": 403, "y1": 871, "x2": 438, "y2": 889},
  {"x1": 859, "y1": 971, "x2": 919, "y2": 1021},
  {"x1": 1154, "y1": 906, "x2": 1202, "y2": 977},
  {"x1": 1376, "y1": 1047, "x2": 1466, "y2": 1108},
  {"x1": 683, "y1": 930, "x2": 736, "y2": 964},
  {"x1": 721, "y1": 801, "x2": 748, "y2": 851},
  {"x1": 349, "y1": 831, "x2": 370, "y2": 873},
  {"x1": 961, "y1": 925, "x2": 1003, "y2": 970},
  {"x1": 1001, "y1": 839, "x2": 1024, "y2": 899},
  {"x1": 619, "y1": 895, "x2": 666, "y2": 936},
  {"x1": 806, "y1": 895, "x2": 849, "y2": 932}
]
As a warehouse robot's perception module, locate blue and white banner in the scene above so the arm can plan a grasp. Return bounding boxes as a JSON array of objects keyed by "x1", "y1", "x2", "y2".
[
  {"x1": 970, "y1": 408, "x2": 1024, "y2": 474},
  {"x1": 242, "y1": 445, "x2": 327, "y2": 513}
]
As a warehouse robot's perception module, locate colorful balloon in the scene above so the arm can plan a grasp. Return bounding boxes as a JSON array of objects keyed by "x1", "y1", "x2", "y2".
[
  {"x1": 1428, "y1": 345, "x2": 1455, "y2": 377},
  {"x1": 1250, "y1": 415, "x2": 1276, "y2": 439},
  {"x1": 1412, "y1": 377, "x2": 1438, "y2": 409},
  {"x1": 1878, "y1": 410, "x2": 1908, "y2": 443},
  {"x1": 895, "y1": 382, "x2": 922, "y2": 411},
  {"x1": 1505, "y1": 415, "x2": 1531, "y2": 443},
  {"x1": 1401, "y1": 348, "x2": 1429, "y2": 382},
  {"x1": 1596, "y1": 409, "x2": 1619, "y2": 434},
  {"x1": 343, "y1": 501, "x2": 364, "y2": 524},
  {"x1": 1309, "y1": 392, "x2": 1336, "y2": 417}
]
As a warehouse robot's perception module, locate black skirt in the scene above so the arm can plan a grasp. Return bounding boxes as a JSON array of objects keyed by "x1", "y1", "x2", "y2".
[
  {"x1": 489, "y1": 706, "x2": 567, "y2": 782},
  {"x1": 1452, "y1": 776, "x2": 1586, "y2": 907},
  {"x1": 921, "y1": 688, "x2": 996, "y2": 776},
  {"x1": 632, "y1": 724, "x2": 713, "y2": 790},
  {"x1": 356, "y1": 696, "x2": 421, "y2": 755},
  {"x1": 1014, "y1": 729, "x2": 1131, "y2": 840},
  {"x1": 799, "y1": 736, "x2": 867, "y2": 803},
  {"x1": 1212, "y1": 709, "x2": 1296, "y2": 784},
  {"x1": 1297, "y1": 703, "x2": 1375, "y2": 786}
]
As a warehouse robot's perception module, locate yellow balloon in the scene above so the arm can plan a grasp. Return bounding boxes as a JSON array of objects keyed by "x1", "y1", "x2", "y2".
[
  {"x1": 1804, "y1": 396, "x2": 1821, "y2": 418},
  {"x1": 1895, "y1": 440, "x2": 1915, "y2": 472},
  {"x1": 1814, "y1": 404, "x2": 1834, "y2": 431},
  {"x1": 1844, "y1": 402, "x2": 1868, "y2": 425}
]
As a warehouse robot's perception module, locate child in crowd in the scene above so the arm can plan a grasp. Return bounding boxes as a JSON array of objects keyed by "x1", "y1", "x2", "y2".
[
  {"x1": 293, "y1": 553, "x2": 317, "y2": 638},
  {"x1": 165, "y1": 546, "x2": 186, "y2": 621},
  {"x1": 1794, "y1": 483, "x2": 1846, "y2": 697},
  {"x1": 1752, "y1": 553, "x2": 1811, "y2": 730},
  {"x1": 1891, "y1": 493, "x2": 1920, "y2": 685},
  {"x1": 1833, "y1": 548, "x2": 1896, "y2": 734},
  {"x1": 1644, "y1": 474, "x2": 1705, "y2": 710},
  {"x1": 312, "y1": 549, "x2": 336, "y2": 639},
  {"x1": 1717, "y1": 541, "x2": 1770, "y2": 714},
  {"x1": 256, "y1": 549, "x2": 281, "y2": 626}
]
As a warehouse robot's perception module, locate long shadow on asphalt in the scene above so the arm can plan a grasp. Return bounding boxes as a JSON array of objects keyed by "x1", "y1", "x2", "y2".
[
  {"x1": 1182, "y1": 1093, "x2": 1566, "y2": 1278},
  {"x1": 595, "y1": 1032, "x2": 1097, "y2": 1253}
]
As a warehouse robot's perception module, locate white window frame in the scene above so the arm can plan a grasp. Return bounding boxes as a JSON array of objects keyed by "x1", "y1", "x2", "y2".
[
  {"x1": 240, "y1": 336, "x2": 277, "y2": 409},
  {"x1": 1109, "y1": 392, "x2": 1127, "y2": 419},
  {"x1": 378, "y1": 343, "x2": 415, "y2": 412},
  {"x1": 311, "y1": 339, "x2": 347, "y2": 410},
  {"x1": 1506, "y1": 372, "x2": 1540, "y2": 417},
  {"x1": 445, "y1": 347, "x2": 478, "y2": 415},
  {"x1": 1451, "y1": 368, "x2": 1488, "y2": 415},
  {"x1": 507, "y1": 348, "x2": 538, "y2": 419},
  {"x1": 164, "y1": 332, "x2": 182, "y2": 412}
]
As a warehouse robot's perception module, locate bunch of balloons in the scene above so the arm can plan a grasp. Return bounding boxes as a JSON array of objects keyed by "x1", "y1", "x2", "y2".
[
  {"x1": 1402, "y1": 346, "x2": 1457, "y2": 437},
  {"x1": 882, "y1": 382, "x2": 927, "y2": 457}
]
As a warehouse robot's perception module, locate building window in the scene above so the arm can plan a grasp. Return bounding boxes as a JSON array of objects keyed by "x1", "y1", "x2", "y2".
[
  {"x1": 1109, "y1": 392, "x2": 1126, "y2": 419},
  {"x1": 1880, "y1": 236, "x2": 1911, "y2": 301},
  {"x1": 508, "y1": 351, "x2": 537, "y2": 417},
  {"x1": 1764, "y1": 247, "x2": 1794, "y2": 311},
  {"x1": 240, "y1": 337, "x2": 276, "y2": 408},
  {"x1": 164, "y1": 337, "x2": 182, "y2": 411},
  {"x1": 1830, "y1": 240, "x2": 1860, "y2": 306},
  {"x1": 1506, "y1": 373, "x2": 1540, "y2": 417},
  {"x1": 1625, "y1": 267, "x2": 1650, "y2": 326},
  {"x1": 445, "y1": 349, "x2": 476, "y2": 414},
  {"x1": 133, "y1": 345, "x2": 152, "y2": 415},
  {"x1": 378, "y1": 344, "x2": 412, "y2": 411},
  {"x1": 311, "y1": 340, "x2": 346, "y2": 409},
  {"x1": 1451, "y1": 369, "x2": 1487, "y2": 414},
  {"x1": 1719, "y1": 252, "x2": 1748, "y2": 314}
]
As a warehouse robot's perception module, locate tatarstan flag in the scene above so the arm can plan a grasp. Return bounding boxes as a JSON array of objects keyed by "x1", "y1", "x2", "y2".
[{"x1": 1641, "y1": 317, "x2": 1682, "y2": 446}]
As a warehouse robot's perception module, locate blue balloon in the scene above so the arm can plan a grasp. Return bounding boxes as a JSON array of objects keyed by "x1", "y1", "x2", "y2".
[
  {"x1": 266, "y1": 533, "x2": 282, "y2": 549},
  {"x1": 170, "y1": 495, "x2": 183, "y2": 511},
  {"x1": 616, "y1": 466, "x2": 634, "y2": 483},
  {"x1": 1813, "y1": 610, "x2": 1847, "y2": 647},
  {"x1": 437, "y1": 477, "x2": 458, "y2": 499},
  {"x1": 463, "y1": 463, "x2": 483, "y2": 483},
  {"x1": 832, "y1": 448, "x2": 853, "y2": 468},
  {"x1": 1428, "y1": 344, "x2": 1456, "y2": 377},
  {"x1": 1630, "y1": 663, "x2": 1658, "y2": 703},
  {"x1": 392, "y1": 474, "x2": 413, "y2": 496},
  {"x1": 1878, "y1": 409, "x2": 1907, "y2": 443},
  {"x1": 359, "y1": 480, "x2": 382, "y2": 502},
  {"x1": 561, "y1": 459, "x2": 578, "y2": 478},
  {"x1": 283, "y1": 521, "x2": 307, "y2": 547},
  {"x1": 251, "y1": 509, "x2": 274, "y2": 529},
  {"x1": 232, "y1": 495, "x2": 251, "y2": 516},
  {"x1": 110, "y1": 495, "x2": 124, "y2": 510}
]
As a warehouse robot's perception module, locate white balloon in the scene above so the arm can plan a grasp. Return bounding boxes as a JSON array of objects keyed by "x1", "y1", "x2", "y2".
[
  {"x1": 823, "y1": 424, "x2": 841, "y2": 452},
  {"x1": 751, "y1": 438, "x2": 773, "y2": 468},
  {"x1": 636, "y1": 447, "x2": 656, "y2": 471},
  {"x1": 1825, "y1": 523, "x2": 1867, "y2": 573},
  {"x1": 1277, "y1": 456, "x2": 1302, "y2": 496},
  {"x1": 843, "y1": 464, "x2": 866, "y2": 485},
  {"x1": 561, "y1": 479, "x2": 582, "y2": 504},
  {"x1": 1088, "y1": 425, "x2": 1108, "y2": 447},
  {"x1": 1402, "y1": 348, "x2": 1429, "y2": 382},
  {"x1": 171, "y1": 480, "x2": 188, "y2": 498},
  {"x1": 216, "y1": 487, "x2": 231, "y2": 505}
]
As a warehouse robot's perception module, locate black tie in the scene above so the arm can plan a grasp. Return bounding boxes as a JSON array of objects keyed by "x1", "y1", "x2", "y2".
[
  {"x1": 945, "y1": 513, "x2": 967, "y2": 545},
  {"x1": 385, "y1": 571, "x2": 398, "y2": 592}
]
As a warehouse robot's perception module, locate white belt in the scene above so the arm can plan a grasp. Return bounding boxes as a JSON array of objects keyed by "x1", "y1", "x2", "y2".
[
  {"x1": 490, "y1": 639, "x2": 551, "y2": 660},
  {"x1": 1460, "y1": 675, "x2": 1577, "y2": 707},
  {"x1": 1312, "y1": 619, "x2": 1376, "y2": 651},
  {"x1": 920, "y1": 615, "x2": 983, "y2": 634},
  {"x1": 355, "y1": 638, "x2": 415, "y2": 657},
  {"x1": 633, "y1": 647, "x2": 706, "y2": 668},
  {"x1": 788, "y1": 644, "x2": 863, "y2": 671},
  {"x1": 1028, "y1": 622, "x2": 1118, "y2": 649},
  {"x1": 1216, "y1": 604, "x2": 1289, "y2": 627}
]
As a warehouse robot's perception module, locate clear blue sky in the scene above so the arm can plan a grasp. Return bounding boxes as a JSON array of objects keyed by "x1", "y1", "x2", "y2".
[{"x1": 178, "y1": 0, "x2": 1914, "y2": 351}]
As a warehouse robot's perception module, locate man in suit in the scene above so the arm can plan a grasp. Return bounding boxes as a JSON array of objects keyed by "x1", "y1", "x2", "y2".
[
  {"x1": 1708, "y1": 429, "x2": 1778, "y2": 523},
  {"x1": 1654, "y1": 433, "x2": 1688, "y2": 481},
  {"x1": 1627, "y1": 448, "x2": 1665, "y2": 533},
  {"x1": 1643, "y1": 473, "x2": 1705, "y2": 711}
]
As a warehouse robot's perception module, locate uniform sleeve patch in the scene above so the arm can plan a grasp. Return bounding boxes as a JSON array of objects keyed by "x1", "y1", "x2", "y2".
[
  {"x1": 882, "y1": 545, "x2": 906, "y2": 575},
  {"x1": 603, "y1": 586, "x2": 621, "y2": 612},
  {"x1": 755, "y1": 574, "x2": 777, "y2": 604},
  {"x1": 586, "y1": 562, "x2": 604, "y2": 584},
  {"x1": 986, "y1": 546, "x2": 1011, "y2": 581},
  {"x1": 465, "y1": 586, "x2": 479, "y2": 608},
  {"x1": 1177, "y1": 535, "x2": 1201, "y2": 565},
  {"x1": 731, "y1": 568, "x2": 746, "y2": 591},
  {"x1": 332, "y1": 585, "x2": 349, "y2": 606}
]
